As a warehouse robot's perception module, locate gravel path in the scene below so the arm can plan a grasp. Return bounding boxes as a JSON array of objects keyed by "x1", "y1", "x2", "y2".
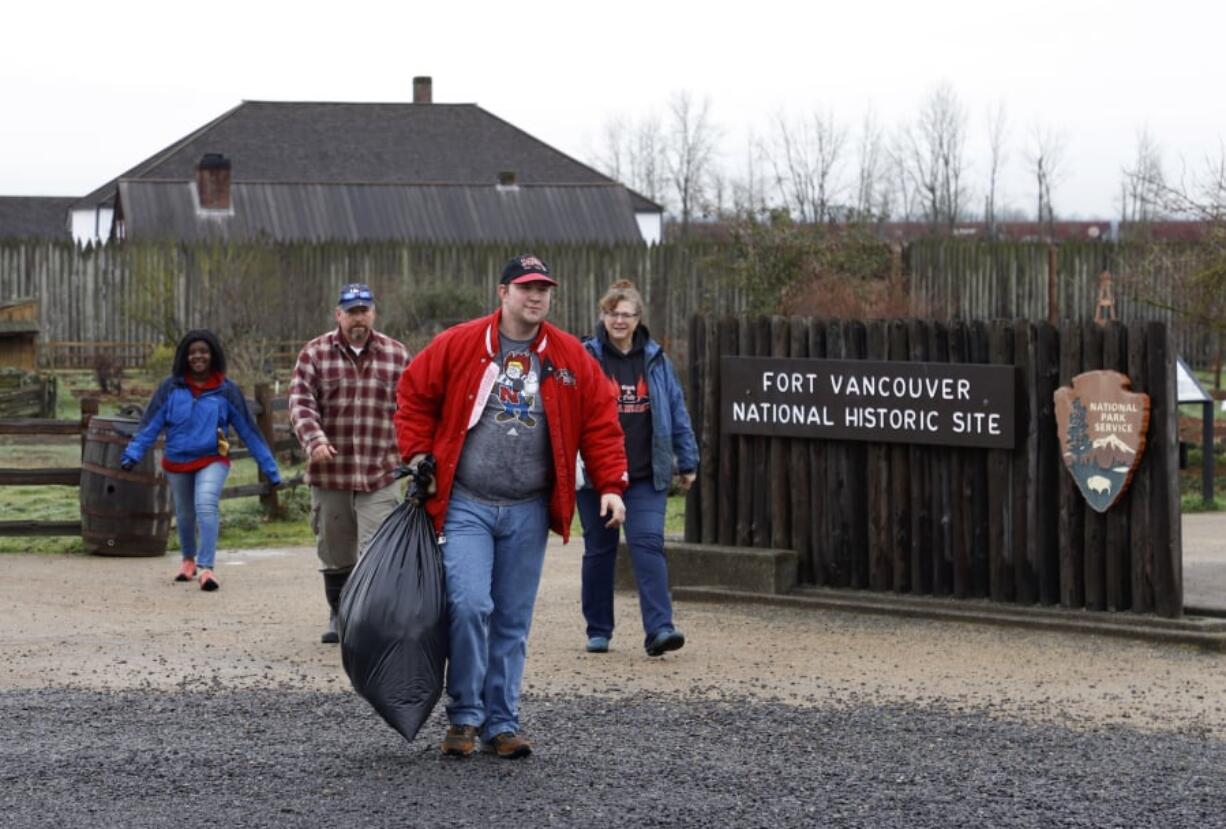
[
  {"x1": 3, "y1": 536, "x2": 1226, "y2": 827},
  {"x1": 4, "y1": 688, "x2": 1223, "y2": 829}
]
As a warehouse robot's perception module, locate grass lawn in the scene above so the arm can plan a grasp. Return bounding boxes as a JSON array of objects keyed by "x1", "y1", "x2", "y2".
[{"x1": 3, "y1": 368, "x2": 693, "y2": 554}]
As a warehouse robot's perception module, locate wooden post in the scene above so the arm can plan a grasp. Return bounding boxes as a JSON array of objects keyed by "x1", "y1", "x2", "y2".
[
  {"x1": 1057, "y1": 321, "x2": 1085, "y2": 608},
  {"x1": 79, "y1": 397, "x2": 99, "y2": 453},
  {"x1": 769, "y1": 316, "x2": 790, "y2": 551},
  {"x1": 1205, "y1": 401, "x2": 1216, "y2": 507},
  {"x1": 1034, "y1": 323, "x2": 1061, "y2": 606},
  {"x1": 1147, "y1": 322, "x2": 1182, "y2": 618},
  {"x1": 908, "y1": 319, "x2": 933, "y2": 594},
  {"x1": 866, "y1": 321, "x2": 892, "y2": 591},
  {"x1": 1103, "y1": 322, "x2": 1131, "y2": 610},
  {"x1": 255, "y1": 383, "x2": 280, "y2": 519},
  {"x1": 888, "y1": 320, "x2": 912, "y2": 592},
  {"x1": 700, "y1": 318, "x2": 720, "y2": 545},
  {"x1": 807, "y1": 319, "x2": 828, "y2": 585},
  {"x1": 685, "y1": 315, "x2": 703, "y2": 543},
  {"x1": 735, "y1": 317, "x2": 754, "y2": 548},
  {"x1": 717, "y1": 317, "x2": 739, "y2": 546},
  {"x1": 1081, "y1": 324, "x2": 1106, "y2": 611},
  {"x1": 987, "y1": 321, "x2": 1015, "y2": 603},
  {"x1": 1046, "y1": 244, "x2": 1059, "y2": 325},
  {"x1": 1127, "y1": 322, "x2": 1153, "y2": 613},
  {"x1": 788, "y1": 317, "x2": 812, "y2": 581}
]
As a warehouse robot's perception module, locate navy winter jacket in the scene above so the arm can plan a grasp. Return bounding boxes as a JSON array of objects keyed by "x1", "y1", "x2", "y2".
[
  {"x1": 121, "y1": 376, "x2": 281, "y2": 483},
  {"x1": 584, "y1": 328, "x2": 698, "y2": 492}
]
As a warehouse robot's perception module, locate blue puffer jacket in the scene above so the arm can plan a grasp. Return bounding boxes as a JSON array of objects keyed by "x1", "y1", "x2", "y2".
[
  {"x1": 584, "y1": 327, "x2": 698, "y2": 492},
  {"x1": 121, "y1": 375, "x2": 281, "y2": 483}
]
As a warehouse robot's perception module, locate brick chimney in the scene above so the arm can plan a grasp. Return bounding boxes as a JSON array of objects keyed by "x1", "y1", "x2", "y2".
[
  {"x1": 197, "y1": 153, "x2": 231, "y2": 210},
  {"x1": 413, "y1": 76, "x2": 432, "y2": 104}
]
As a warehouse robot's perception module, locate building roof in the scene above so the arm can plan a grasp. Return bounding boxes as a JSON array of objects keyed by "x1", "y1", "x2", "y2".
[
  {"x1": 0, "y1": 197, "x2": 75, "y2": 240},
  {"x1": 116, "y1": 180, "x2": 644, "y2": 243},
  {"x1": 78, "y1": 101, "x2": 664, "y2": 213}
]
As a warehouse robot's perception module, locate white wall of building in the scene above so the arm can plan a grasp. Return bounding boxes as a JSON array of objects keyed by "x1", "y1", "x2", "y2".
[
  {"x1": 635, "y1": 211, "x2": 662, "y2": 245},
  {"x1": 71, "y1": 206, "x2": 113, "y2": 245}
]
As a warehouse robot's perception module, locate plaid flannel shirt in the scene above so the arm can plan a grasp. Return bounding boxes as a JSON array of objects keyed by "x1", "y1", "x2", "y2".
[{"x1": 289, "y1": 328, "x2": 411, "y2": 492}]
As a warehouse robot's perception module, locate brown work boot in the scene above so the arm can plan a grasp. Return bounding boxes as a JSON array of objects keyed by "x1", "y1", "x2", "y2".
[
  {"x1": 440, "y1": 725, "x2": 478, "y2": 757},
  {"x1": 484, "y1": 731, "x2": 532, "y2": 759}
]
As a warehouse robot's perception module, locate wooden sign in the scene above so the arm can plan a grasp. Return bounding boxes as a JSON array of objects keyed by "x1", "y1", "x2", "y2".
[
  {"x1": 721, "y1": 356, "x2": 1017, "y2": 449},
  {"x1": 1053, "y1": 371, "x2": 1150, "y2": 513}
]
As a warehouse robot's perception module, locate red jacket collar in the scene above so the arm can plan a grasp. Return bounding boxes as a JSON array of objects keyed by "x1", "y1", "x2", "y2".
[{"x1": 184, "y1": 371, "x2": 224, "y2": 396}]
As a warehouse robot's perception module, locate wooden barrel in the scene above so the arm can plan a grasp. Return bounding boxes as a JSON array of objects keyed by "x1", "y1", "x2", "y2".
[{"x1": 79, "y1": 415, "x2": 173, "y2": 556}]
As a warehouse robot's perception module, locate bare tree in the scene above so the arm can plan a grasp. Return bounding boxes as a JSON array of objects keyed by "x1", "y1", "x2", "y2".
[
  {"x1": 593, "y1": 115, "x2": 629, "y2": 183},
  {"x1": 591, "y1": 112, "x2": 667, "y2": 207},
  {"x1": 886, "y1": 130, "x2": 918, "y2": 222},
  {"x1": 1027, "y1": 123, "x2": 1066, "y2": 234},
  {"x1": 732, "y1": 130, "x2": 770, "y2": 217},
  {"x1": 985, "y1": 102, "x2": 1008, "y2": 237},
  {"x1": 766, "y1": 108, "x2": 847, "y2": 223},
  {"x1": 1118, "y1": 140, "x2": 1226, "y2": 386},
  {"x1": 630, "y1": 114, "x2": 666, "y2": 205},
  {"x1": 664, "y1": 91, "x2": 719, "y2": 237},
  {"x1": 1120, "y1": 127, "x2": 1166, "y2": 226},
  {"x1": 853, "y1": 106, "x2": 885, "y2": 222},
  {"x1": 900, "y1": 83, "x2": 969, "y2": 230}
]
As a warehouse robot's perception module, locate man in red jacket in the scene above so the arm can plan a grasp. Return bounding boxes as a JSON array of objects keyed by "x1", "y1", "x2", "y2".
[{"x1": 395, "y1": 254, "x2": 628, "y2": 760}]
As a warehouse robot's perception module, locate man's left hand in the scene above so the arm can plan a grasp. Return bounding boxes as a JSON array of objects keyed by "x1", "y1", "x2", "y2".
[
  {"x1": 677, "y1": 472, "x2": 697, "y2": 493},
  {"x1": 599, "y1": 493, "x2": 626, "y2": 528}
]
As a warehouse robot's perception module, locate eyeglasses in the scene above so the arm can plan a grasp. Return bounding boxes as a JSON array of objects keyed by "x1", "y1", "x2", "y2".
[
  {"x1": 340, "y1": 288, "x2": 373, "y2": 302},
  {"x1": 606, "y1": 311, "x2": 640, "y2": 321}
]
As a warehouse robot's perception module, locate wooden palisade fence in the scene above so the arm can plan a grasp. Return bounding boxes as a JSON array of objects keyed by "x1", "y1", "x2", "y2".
[{"x1": 684, "y1": 315, "x2": 1183, "y2": 617}]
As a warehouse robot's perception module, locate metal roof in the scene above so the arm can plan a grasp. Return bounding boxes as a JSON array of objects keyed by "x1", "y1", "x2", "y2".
[
  {"x1": 0, "y1": 197, "x2": 75, "y2": 239},
  {"x1": 117, "y1": 180, "x2": 645, "y2": 243},
  {"x1": 78, "y1": 101, "x2": 664, "y2": 214}
]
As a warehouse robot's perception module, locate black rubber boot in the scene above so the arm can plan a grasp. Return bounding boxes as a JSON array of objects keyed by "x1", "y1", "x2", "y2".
[{"x1": 320, "y1": 570, "x2": 349, "y2": 644}]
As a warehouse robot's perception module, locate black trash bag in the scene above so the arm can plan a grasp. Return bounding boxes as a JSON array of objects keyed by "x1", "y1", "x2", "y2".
[{"x1": 337, "y1": 460, "x2": 447, "y2": 743}]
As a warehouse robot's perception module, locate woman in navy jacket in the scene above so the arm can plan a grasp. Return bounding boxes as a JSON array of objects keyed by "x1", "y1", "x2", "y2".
[
  {"x1": 578, "y1": 280, "x2": 698, "y2": 656},
  {"x1": 122, "y1": 330, "x2": 281, "y2": 590}
]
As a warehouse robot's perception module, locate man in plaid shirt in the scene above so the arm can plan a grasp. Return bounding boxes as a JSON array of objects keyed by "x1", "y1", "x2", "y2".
[{"x1": 289, "y1": 283, "x2": 412, "y2": 644}]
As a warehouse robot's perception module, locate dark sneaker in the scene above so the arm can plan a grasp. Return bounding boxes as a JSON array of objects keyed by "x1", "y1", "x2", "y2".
[
  {"x1": 645, "y1": 627, "x2": 685, "y2": 657},
  {"x1": 320, "y1": 610, "x2": 339, "y2": 644},
  {"x1": 484, "y1": 732, "x2": 532, "y2": 759},
  {"x1": 585, "y1": 636, "x2": 610, "y2": 653},
  {"x1": 441, "y1": 725, "x2": 479, "y2": 757}
]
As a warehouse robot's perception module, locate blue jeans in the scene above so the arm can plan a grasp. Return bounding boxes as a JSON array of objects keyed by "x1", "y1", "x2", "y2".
[
  {"x1": 165, "y1": 462, "x2": 230, "y2": 570},
  {"x1": 441, "y1": 494, "x2": 549, "y2": 741},
  {"x1": 577, "y1": 478, "x2": 672, "y2": 648}
]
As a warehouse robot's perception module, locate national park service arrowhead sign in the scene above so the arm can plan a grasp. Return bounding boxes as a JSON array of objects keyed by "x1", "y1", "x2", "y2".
[{"x1": 1053, "y1": 371, "x2": 1150, "y2": 513}]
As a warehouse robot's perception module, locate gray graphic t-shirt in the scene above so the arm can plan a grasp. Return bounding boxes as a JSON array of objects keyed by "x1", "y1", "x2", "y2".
[{"x1": 453, "y1": 334, "x2": 553, "y2": 504}]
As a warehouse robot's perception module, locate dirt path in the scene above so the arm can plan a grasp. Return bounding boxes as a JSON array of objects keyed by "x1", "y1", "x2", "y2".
[{"x1": 4, "y1": 535, "x2": 1224, "y2": 738}]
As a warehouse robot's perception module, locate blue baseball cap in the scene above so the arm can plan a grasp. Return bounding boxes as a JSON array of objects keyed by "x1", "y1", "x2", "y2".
[{"x1": 338, "y1": 283, "x2": 374, "y2": 310}]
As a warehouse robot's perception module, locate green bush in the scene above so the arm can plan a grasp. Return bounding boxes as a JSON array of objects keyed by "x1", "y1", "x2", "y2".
[{"x1": 145, "y1": 344, "x2": 176, "y2": 380}]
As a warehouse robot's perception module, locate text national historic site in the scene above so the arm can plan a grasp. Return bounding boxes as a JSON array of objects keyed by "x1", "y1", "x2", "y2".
[{"x1": 721, "y1": 356, "x2": 1017, "y2": 449}]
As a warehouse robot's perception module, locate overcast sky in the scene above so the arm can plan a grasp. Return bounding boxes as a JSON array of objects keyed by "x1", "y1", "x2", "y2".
[{"x1": 3, "y1": 0, "x2": 1222, "y2": 219}]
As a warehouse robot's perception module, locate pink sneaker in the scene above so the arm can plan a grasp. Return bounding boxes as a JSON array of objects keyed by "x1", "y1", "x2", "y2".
[
  {"x1": 174, "y1": 559, "x2": 197, "y2": 582},
  {"x1": 198, "y1": 569, "x2": 219, "y2": 591}
]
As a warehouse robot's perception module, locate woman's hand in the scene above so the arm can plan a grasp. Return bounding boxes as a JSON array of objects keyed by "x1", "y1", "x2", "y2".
[
  {"x1": 677, "y1": 472, "x2": 697, "y2": 492},
  {"x1": 599, "y1": 493, "x2": 626, "y2": 528}
]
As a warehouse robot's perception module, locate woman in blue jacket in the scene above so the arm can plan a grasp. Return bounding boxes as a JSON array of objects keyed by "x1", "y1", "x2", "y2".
[
  {"x1": 121, "y1": 330, "x2": 282, "y2": 591},
  {"x1": 578, "y1": 280, "x2": 698, "y2": 657}
]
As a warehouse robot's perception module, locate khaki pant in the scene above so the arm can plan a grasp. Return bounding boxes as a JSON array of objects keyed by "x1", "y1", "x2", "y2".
[{"x1": 309, "y1": 481, "x2": 401, "y2": 573}]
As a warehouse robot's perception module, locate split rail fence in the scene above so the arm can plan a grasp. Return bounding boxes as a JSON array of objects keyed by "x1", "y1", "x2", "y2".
[
  {"x1": 0, "y1": 383, "x2": 302, "y2": 540},
  {"x1": 684, "y1": 316, "x2": 1183, "y2": 617}
]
